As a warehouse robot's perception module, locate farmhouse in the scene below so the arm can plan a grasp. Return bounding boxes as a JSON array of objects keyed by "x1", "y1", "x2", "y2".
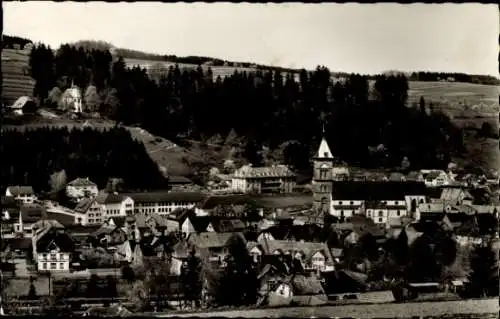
[
  {"x1": 231, "y1": 164, "x2": 296, "y2": 194},
  {"x1": 66, "y1": 177, "x2": 98, "y2": 200},
  {"x1": 32, "y1": 223, "x2": 74, "y2": 272},
  {"x1": 5, "y1": 186, "x2": 37, "y2": 204}
]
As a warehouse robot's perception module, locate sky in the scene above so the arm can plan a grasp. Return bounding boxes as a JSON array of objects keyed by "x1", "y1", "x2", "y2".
[{"x1": 3, "y1": 3, "x2": 499, "y2": 76}]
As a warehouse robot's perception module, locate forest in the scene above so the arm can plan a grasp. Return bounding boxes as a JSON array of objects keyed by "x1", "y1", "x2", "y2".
[
  {"x1": 25, "y1": 43, "x2": 471, "y2": 174},
  {"x1": 0, "y1": 127, "x2": 168, "y2": 193}
]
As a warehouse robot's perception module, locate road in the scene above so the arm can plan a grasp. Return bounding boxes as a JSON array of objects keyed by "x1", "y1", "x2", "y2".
[{"x1": 153, "y1": 298, "x2": 499, "y2": 318}]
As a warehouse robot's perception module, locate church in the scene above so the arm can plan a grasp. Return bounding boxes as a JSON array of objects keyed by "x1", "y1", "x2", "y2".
[{"x1": 311, "y1": 135, "x2": 428, "y2": 225}]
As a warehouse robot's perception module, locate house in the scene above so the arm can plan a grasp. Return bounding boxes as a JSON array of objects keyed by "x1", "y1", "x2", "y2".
[
  {"x1": 439, "y1": 186, "x2": 474, "y2": 206},
  {"x1": 73, "y1": 198, "x2": 104, "y2": 225},
  {"x1": 264, "y1": 274, "x2": 327, "y2": 307},
  {"x1": 365, "y1": 200, "x2": 407, "y2": 227},
  {"x1": 168, "y1": 176, "x2": 195, "y2": 191},
  {"x1": 95, "y1": 192, "x2": 134, "y2": 218},
  {"x1": 321, "y1": 181, "x2": 428, "y2": 221},
  {"x1": 5, "y1": 186, "x2": 37, "y2": 204},
  {"x1": 255, "y1": 239, "x2": 335, "y2": 272},
  {"x1": 14, "y1": 204, "x2": 46, "y2": 238},
  {"x1": 66, "y1": 177, "x2": 98, "y2": 200},
  {"x1": 61, "y1": 86, "x2": 83, "y2": 113},
  {"x1": 205, "y1": 218, "x2": 246, "y2": 233},
  {"x1": 194, "y1": 194, "x2": 256, "y2": 217},
  {"x1": 231, "y1": 164, "x2": 296, "y2": 194},
  {"x1": 124, "y1": 191, "x2": 205, "y2": 216},
  {"x1": 187, "y1": 232, "x2": 246, "y2": 267},
  {"x1": 422, "y1": 170, "x2": 451, "y2": 187},
  {"x1": 89, "y1": 222, "x2": 127, "y2": 248},
  {"x1": 32, "y1": 224, "x2": 74, "y2": 272}
]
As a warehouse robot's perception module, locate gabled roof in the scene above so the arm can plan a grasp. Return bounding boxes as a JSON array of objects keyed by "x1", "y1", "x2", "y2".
[
  {"x1": 35, "y1": 227, "x2": 74, "y2": 252},
  {"x1": 123, "y1": 191, "x2": 205, "y2": 204},
  {"x1": 1, "y1": 195, "x2": 20, "y2": 208},
  {"x1": 258, "y1": 239, "x2": 333, "y2": 265},
  {"x1": 188, "y1": 232, "x2": 245, "y2": 249},
  {"x1": 198, "y1": 194, "x2": 256, "y2": 210},
  {"x1": 315, "y1": 137, "x2": 333, "y2": 159},
  {"x1": 67, "y1": 177, "x2": 97, "y2": 187},
  {"x1": 7, "y1": 186, "x2": 34, "y2": 196},
  {"x1": 32, "y1": 219, "x2": 65, "y2": 232},
  {"x1": 95, "y1": 192, "x2": 127, "y2": 204},
  {"x1": 168, "y1": 176, "x2": 193, "y2": 185},
  {"x1": 44, "y1": 212, "x2": 75, "y2": 226},
  {"x1": 20, "y1": 204, "x2": 46, "y2": 223},
  {"x1": 233, "y1": 165, "x2": 296, "y2": 179},
  {"x1": 74, "y1": 198, "x2": 96, "y2": 213},
  {"x1": 207, "y1": 219, "x2": 246, "y2": 233},
  {"x1": 331, "y1": 181, "x2": 428, "y2": 200}
]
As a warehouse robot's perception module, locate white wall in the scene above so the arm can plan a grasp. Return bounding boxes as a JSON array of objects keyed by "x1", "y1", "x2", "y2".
[
  {"x1": 37, "y1": 251, "x2": 70, "y2": 271},
  {"x1": 134, "y1": 200, "x2": 197, "y2": 216},
  {"x1": 66, "y1": 185, "x2": 98, "y2": 199}
]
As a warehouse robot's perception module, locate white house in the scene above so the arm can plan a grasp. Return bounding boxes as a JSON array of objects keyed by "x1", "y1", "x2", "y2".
[
  {"x1": 422, "y1": 170, "x2": 451, "y2": 187},
  {"x1": 32, "y1": 225, "x2": 73, "y2": 272},
  {"x1": 66, "y1": 177, "x2": 98, "y2": 200},
  {"x1": 73, "y1": 198, "x2": 105, "y2": 225},
  {"x1": 5, "y1": 186, "x2": 37, "y2": 204},
  {"x1": 231, "y1": 164, "x2": 296, "y2": 194},
  {"x1": 95, "y1": 192, "x2": 134, "y2": 218}
]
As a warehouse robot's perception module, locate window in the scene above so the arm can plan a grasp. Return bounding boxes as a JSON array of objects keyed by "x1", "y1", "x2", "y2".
[
  {"x1": 42, "y1": 263, "x2": 47, "y2": 269},
  {"x1": 59, "y1": 263, "x2": 64, "y2": 269},
  {"x1": 59, "y1": 253, "x2": 64, "y2": 260},
  {"x1": 350, "y1": 201, "x2": 354, "y2": 205},
  {"x1": 340, "y1": 210, "x2": 344, "y2": 217},
  {"x1": 43, "y1": 253, "x2": 47, "y2": 260},
  {"x1": 396, "y1": 211, "x2": 400, "y2": 216},
  {"x1": 339, "y1": 201, "x2": 343, "y2": 205},
  {"x1": 378, "y1": 218, "x2": 383, "y2": 223},
  {"x1": 50, "y1": 263, "x2": 56, "y2": 270},
  {"x1": 378, "y1": 211, "x2": 383, "y2": 217},
  {"x1": 50, "y1": 253, "x2": 56, "y2": 261}
]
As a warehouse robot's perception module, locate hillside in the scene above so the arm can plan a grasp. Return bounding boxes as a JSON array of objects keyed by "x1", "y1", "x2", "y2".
[{"x1": 1, "y1": 48, "x2": 35, "y2": 104}]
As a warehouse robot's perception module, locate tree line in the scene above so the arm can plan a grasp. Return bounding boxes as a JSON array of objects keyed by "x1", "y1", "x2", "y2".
[
  {"x1": 26, "y1": 43, "x2": 470, "y2": 173},
  {"x1": 408, "y1": 72, "x2": 500, "y2": 86},
  {"x1": 0, "y1": 126, "x2": 168, "y2": 193}
]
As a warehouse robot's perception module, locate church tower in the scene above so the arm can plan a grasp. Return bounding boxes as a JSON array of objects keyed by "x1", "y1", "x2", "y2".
[{"x1": 312, "y1": 134, "x2": 334, "y2": 216}]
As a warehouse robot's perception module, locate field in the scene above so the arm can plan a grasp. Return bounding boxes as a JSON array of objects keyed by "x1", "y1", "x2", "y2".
[
  {"x1": 1, "y1": 48, "x2": 35, "y2": 104},
  {"x1": 155, "y1": 298, "x2": 499, "y2": 318}
]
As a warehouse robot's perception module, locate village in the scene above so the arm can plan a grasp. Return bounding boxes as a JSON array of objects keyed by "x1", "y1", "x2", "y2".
[{"x1": 1, "y1": 134, "x2": 499, "y2": 315}]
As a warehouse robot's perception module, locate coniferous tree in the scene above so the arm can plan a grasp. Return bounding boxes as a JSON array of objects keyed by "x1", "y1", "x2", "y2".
[{"x1": 466, "y1": 244, "x2": 499, "y2": 297}]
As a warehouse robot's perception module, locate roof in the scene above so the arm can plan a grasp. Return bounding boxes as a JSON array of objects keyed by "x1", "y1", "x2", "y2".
[
  {"x1": 168, "y1": 176, "x2": 193, "y2": 184},
  {"x1": 6, "y1": 186, "x2": 34, "y2": 196},
  {"x1": 1, "y1": 195, "x2": 20, "y2": 208},
  {"x1": 315, "y1": 137, "x2": 333, "y2": 159},
  {"x1": 44, "y1": 212, "x2": 75, "y2": 226},
  {"x1": 123, "y1": 191, "x2": 205, "y2": 203},
  {"x1": 20, "y1": 204, "x2": 46, "y2": 223},
  {"x1": 32, "y1": 219, "x2": 65, "y2": 231},
  {"x1": 425, "y1": 171, "x2": 443, "y2": 181},
  {"x1": 132, "y1": 212, "x2": 169, "y2": 229},
  {"x1": 35, "y1": 227, "x2": 74, "y2": 252},
  {"x1": 291, "y1": 274, "x2": 325, "y2": 295},
  {"x1": 198, "y1": 194, "x2": 256, "y2": 210},
  {"x1": 74, "y1": 198, "x2": 96, "y2": 213},
  {"x1": 67, "y1": 177, "x2": 97, "y2": 187},
  {"x1": 258, "y1": 239, "x2": 333, "y2": 264},
  {"x1": 331, "y1": 181, "x2": 428, "y2": 200},
  {"x1": 207, "y1": 218, "x2": 246, "y2": 233},
  {"x1": 188, "y1": 232, "x2": 245, "y2": 249},
  {"x1": 233, "y1": 165, "x2": 296, "y2": 179},
  {"x1": 95, "y1": 192, "x2": 127, "y2": 204},
  {"x1": 8, "y1": 238, "x2": 32, "y2": 250},
  {"x1": 440, "y1": 188, "x2": 473, "y2": 201},
  {"x1": 64, "y1": 224, "x2": 101, "y2": 235},
  {"x1": 9, "y1": 96, "x2": 33, "y2": 109}
]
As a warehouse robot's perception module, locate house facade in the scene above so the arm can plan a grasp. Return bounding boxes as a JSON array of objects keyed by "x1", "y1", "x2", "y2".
[
  {"x1": 74, "y1": 198, "x2": 105, "y2": 225},
  {"x1": 422, "y1": 170, "x2": 452, "y2": 187},
  {"x1": 231, "y1": 165, "x2": 296, "y2": 194},
  {"x1": 66, "y1": 177, "x2": 98, "y2": 200},
  {"x1": 5, "y1": 186, "x2": 37, "y2": 204},
  {"x1": 95, "y1": 192, "x2": 134, "y2": 218},
  {"x1": 32, "y1": 226, "x2": 74, "y2": 272}
]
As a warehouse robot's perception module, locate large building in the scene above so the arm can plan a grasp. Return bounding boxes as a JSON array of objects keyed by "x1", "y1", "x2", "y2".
[
  {"x1": 231, "y1": 165, "x2": 296, "y2": 194},
  {"x1": 311, "y1": 135, "x2": 428, "y2": 224}
]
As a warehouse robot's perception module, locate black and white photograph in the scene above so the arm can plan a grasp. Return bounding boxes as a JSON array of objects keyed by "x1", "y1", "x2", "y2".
[{"x1": 1, "y1": 2, "x2": 499, "y2": 318}]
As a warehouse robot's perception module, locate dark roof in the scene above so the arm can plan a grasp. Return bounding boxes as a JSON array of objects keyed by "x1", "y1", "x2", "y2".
[
  {"x1": 123, "y1": 191, "x2": 205, "y2": 203},
  {"x1": 20, "y1": 204, "x2": 46, "y2": 223},
  {"x1": 331, "y1": 181, "x2": 428, "y2": 200},
  {"x1": 1, "y1": 195, "x2": 20, "y2": 208},
  {"x1": 67, "y1": 177, "x2": 97, "y2": 187},
  {"x1": 95, "y1": 192, "x2": 127, "y2": 204},
  {"x1": 44, "y1": 212, "x2": 75, "y2": 226},
  {"x1": 8, "y1": 238, "x2": 32, "y2": 250},
  {"x1": 188, "y1": 232, "x2": 245, "y2": 249},
  {"x1": 35, "y1": 228, "x2": 74, "y2": 252},
  {"x1": 6, "y1": 186, "x2": 34, "y2": 196},
  {"x1": 65, "y1": 224, "x2": 101, "y2": 236},
  {"x1": 74, "y1": 198, "x2": 95, "y2": 213},
  {"x1": 208, "y1": 219, "x2": 246, "y2": 233},
  {"x1": 198, "y1": 194, "x2": 255, "y2": 210},
  {"x1": 168, "y1": 176, "x2": 193, "y2": 185}
]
